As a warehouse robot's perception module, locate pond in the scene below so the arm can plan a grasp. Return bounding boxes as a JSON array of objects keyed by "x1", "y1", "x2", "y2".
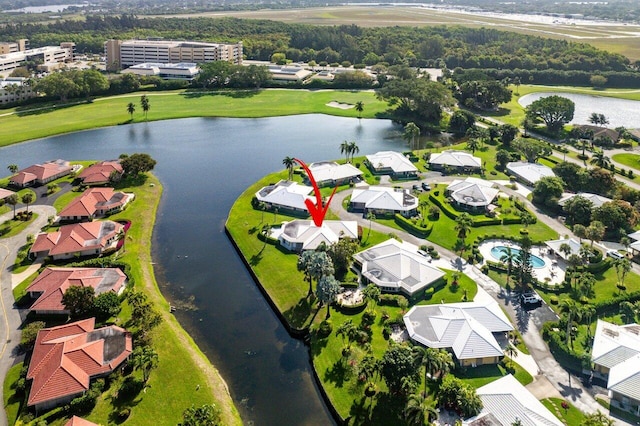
[
  {"x1": 518, "y1": 92, "x2": 640, "y2": 129},
  {"x1": 0, "y1": 114, "x2": 406, "y2": 425}
]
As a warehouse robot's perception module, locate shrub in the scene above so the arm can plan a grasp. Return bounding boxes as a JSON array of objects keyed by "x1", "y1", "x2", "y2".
[
  {"x1": 118, "y1": 408, "x2": 131, "y2": 421},
  {"x1": 70, "y1": 393, "x2": 97, "y2": 414},
  {"x1": 318, "y1": 320, "x2": 333, "y2": 337}
]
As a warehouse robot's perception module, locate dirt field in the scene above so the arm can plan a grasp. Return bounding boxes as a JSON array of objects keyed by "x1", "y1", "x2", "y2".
[{"x1": 153, "y1": 5, "x2": 640, "y2": 61}]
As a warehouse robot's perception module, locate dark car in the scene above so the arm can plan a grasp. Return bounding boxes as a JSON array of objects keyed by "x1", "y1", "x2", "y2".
[{"x1": 421, "y1": 182, "x2": 431, "y2": 191}]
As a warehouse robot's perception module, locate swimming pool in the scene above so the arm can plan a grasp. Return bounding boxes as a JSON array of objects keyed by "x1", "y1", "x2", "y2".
[{"x1": 490, "y1": 246, "x2": 546, "y2": 269}]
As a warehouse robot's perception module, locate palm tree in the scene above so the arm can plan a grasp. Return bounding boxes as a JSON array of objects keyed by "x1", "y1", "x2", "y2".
[
  {"x1": 589, "y1": 149, "x2": 610, "y2": 168},
  {"x1": 403, "y1": 122, "x2": 420, "y2": 151},
  {"x1": 499, "y1": 246, "x2": 517, "y2": 287},
  {"x1": 581, "y1": 304, "x2": 596, "y2": 340},
  {"x1": 559, "y1": 243, "x2": 572, "y2": 259},
  {"x1": 126, "y1": 102, "x2": 136, "y2": 119},
  {"x1": 560, "y1": 299, "x2": 582, "y2": 349},
  {"x1": 348, "y1": 141, "x2": 359, "y2": 163},
  {"x1": 614, "y1": 257, "x2": 631, "y2": 288},
  {"x1": 504, "y1": 343, "x2": 518, "y2": 369},
  {"x1": 340, "y1": 141, "x2": 351, "y2": 163},
  {"x1": 404, "y1": 392, "x2": 438, "y2": 425},
  {"x1": 412, "y1": 346, "x2": 440, "y2": 394},
  {"x1": 258, "y1": 201, "x2": 267, "y2": 223},
  {"x1": 455, "y1": 213, "x2": 473, "y2": 245},
  {"x1": 336, "y1": 320, "x2": 357, "y2": 352},
  {"x1": 7, "y1": 164, "x2": 18, "y2": 174},
  {"x1": 466, "y1": 138, "x2": 481, "y2": 154},
  {"x1": 21, "y1": 192, "x2": 33, "y2": 214},
  {"x1": 6, "y1": 194, "x2": 18, "y2": 219},
  {"x1": 282, "y1": 156, "x2": 295, "y2": 181},
  {"x1": 140, "y1": 95, "x2": 150, "y2": 120},
  {"x1": 435, "y1": 349, "x2": 454, "y2": 380},
  {"x1": 588, "y1": 112, "x2": 601, "y2": 126},
  {"x1": 131, "y1": 345, "x2": 159, "y2": 382},
  {"x1": 355, "y1": 101, "x2": 364, "y2": 119},
  {"x1": 366, "y1": 211, "x2": 375, "y2": 242}
]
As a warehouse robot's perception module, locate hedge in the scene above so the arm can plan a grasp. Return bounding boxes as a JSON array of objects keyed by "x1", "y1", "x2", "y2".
[
  {"x1": 394, "y1": 214, "x2": 432, "y2": 238},
  {"x1": 428, "y1": 193, "x2": 524, "y2": 227}
]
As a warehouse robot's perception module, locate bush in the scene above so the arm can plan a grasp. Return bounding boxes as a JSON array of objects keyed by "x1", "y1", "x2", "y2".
[
  {"x1": 550, "y1": 296, "x2": 559, "y2": 305},
  {"x1": 318, "y1": 320, "x2": 333, "y2": 337},
  {"x1": 69, "y1": 393, "x2": 97, "y2": 414},
  {"x1": 379, "y1": 294, "x2": 404, "y2": 306}
]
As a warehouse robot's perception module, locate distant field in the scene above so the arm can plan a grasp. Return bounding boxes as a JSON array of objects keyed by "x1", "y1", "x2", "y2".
[{"x1": 155, "y1": 5, "x2": 640, "y2": 61}]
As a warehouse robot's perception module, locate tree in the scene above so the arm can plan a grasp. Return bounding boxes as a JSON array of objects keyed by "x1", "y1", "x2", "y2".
[
  {"x1": 127, "y1": 291, "x2": 162, "y2": 339},
  {"x1": 355, "y1": 101, "x2": 364, "y2": 119},
  {"x1": 62, "y1": 285, "x2": 95, "y2": 318},
  {"x1": 560, "y1": 299, "x2": 582, "y2": 349},
  {"x1": 614, "y1": 257, "x2": 631, "y2": 287},
  {"x1": 366, "y1": 211, "x2": 376, "y2": 241},
  {"x1": 327, "y1": 238, "x2": 359, "y2": 279},
  {"x1": 381, "y1": 343, "x2": 421, "y2": 395},
  {"x1": 127, "y1": 102, "x2": 136, "y2": 119},
  {"x1": 348, "y1": 141, "x2": 359, "y2": 162},
  {"x1": 519, "y1": 210, "x2": 535, "y2": 228},
  {"x1": 589, "y1": 74, "x2": 608, "y2": 88},
  {"x1": 404, "y1": 392, "x2": 437, "y2": 425},
  {"x1": 140, "y1": 95, "x2": 150, "y2": 120},
  {"x1": 590, "y1": 149, "x2": 610, "y2": 168},
  {"x1": 131, "y1": 345, "x2": 159, "y2": 382},
  {"x1": 499, "y1": 124, "x2": 518, "y2": 147},
  {"x1": 6, "y1": 194, "x2": 18, "y2": 219},
  {"x1": 504, "y1": 343, "x2": 518, "y2": 369},
  {"x1": 438, "y1": 376, "x2": 483, "y2": 418},
  {"x1": 362, "y1": 283, "x2": 381, "y2": 310},
  {"x1": 499, "y1": 246, "x2": 517, "y2": 287},
  {"x1": 403, "y1": 122, "x2": 420, "y2": 150},
  {"x1": 620, "y1": 301, "x2": 639, "y2": 324},
  {"x1": 585, "y1": 221, "x2": 605, "y2": 248},
  {"x1": 559, "y1": 243, "x2": 572, "y2": 259},
  {"x1": 340, "y1": 140, "x2": 351, "y2": 163},
  {"x1": 120, "y1": 153, "x2": 157, "y2": 176},
  {"x1": 525, "y1": 95, "x2": 575, "y2": 134},
  {"x1": 21, "y1": 321, "x2": 46, "y2": 350},
  {"x1": 7, "y1": 164, "x2": 18, "y2": 174},
  {"x1": 532, "y1": 176, "x2": 564, "y2": 208},
  {"x1": 282, "y1": 156, "x2": 295, "y2": 181},
  {"x1": 513, "y1": 138, "x2": 551, "y2": 163},
  {"x1": 35, "y1": 72, "x2": 79, "y2": 101},
  {"x1": 563, "y1": 196, "x2": 593, "y2": 226},
  {"x1": 336, "y1": 320, "x2": 357, "y2": 351},
  {"x1": 593, "y1": 200, "x2": 638, "y2": 235},
  {"x1": 297, "y1": 250, "x2": 316, "y2": 295},
  {"x1": 447, "y1": 110, "x2": 475, "y2": 136},
  {"x1": 455, "y1": 213, "x2": 473, "y2": 243},
  {"x1": 316, "y1": 275, "x2": 340, "y2": 319},
  {"x1": 412, "y1": 346, "x2": 439, "y2": 394},
  {"x1": 196, "y1": 61, "x2": 234, "y2": 88},
  {"x1": 514, "y1": 237, "x2": 534, "y2": 289},
  {"x1": 181, "y1": 404, "x2": 222, "y2": 426},
  {"x1": 93, "y1": 291, "x2": 121, "y2": 320},
  {"x1": 495, "y1": 149, "x2": 512, "y2": 170},
  {"x1": 466, "y1": 137, "x2": 481, "y2": 154},
  {"x1": 21, "y1": 192, "x2": 33, "y2": 213},
  {"x1": 581, "y1": 410, "x2": 613, "y2": 426}
]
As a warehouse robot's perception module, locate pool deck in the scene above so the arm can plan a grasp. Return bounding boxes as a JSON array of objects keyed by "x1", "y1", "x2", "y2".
[{"x1": 478, "y1": 239, "x2": 566, "y2": 286}]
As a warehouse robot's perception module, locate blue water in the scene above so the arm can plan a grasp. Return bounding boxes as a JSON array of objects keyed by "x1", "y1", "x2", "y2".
[{"x1": 490, "y1": 245, "x2": 546, "y2": 269}]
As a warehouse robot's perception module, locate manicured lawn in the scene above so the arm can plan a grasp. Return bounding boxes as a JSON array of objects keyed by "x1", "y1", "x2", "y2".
[
  {"x1": 612, "y1": 153, "x2": 640, "y2": 172},
  {"x1": 0, "y1": 213, "x2": 38, "y2": 239},
  {"x1": 542, "y1": 397, "x2": 586, "y2": 425},
  {"x1": 456, "y1": 362, "x2": 532, "y2": 389},
  {"x1": 0, "y1": 89, "x2": 389, "y2": 147},
  {"x1": 2, "y1": 363, "x2": 24, "y2": 426}
]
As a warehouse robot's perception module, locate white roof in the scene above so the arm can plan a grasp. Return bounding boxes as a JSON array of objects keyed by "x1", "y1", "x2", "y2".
[
  {"x1": 464, "y1": 375, "x2": 564, "y2": 426},
  {"x1": 255, "y1": 180, "x2": 313, "y2": 211},
  {"x1": 350, "y1": 186, "x2": 418, "y2": 212},
  {"x1": 545, "y1": 238, "x2": 582, "y2": 260},
  {"x1": 365, "y1": 151, "x2": 418, "y2": 174},
  {"x1": 404, "y1": 299, "x2": 513, "y2": 360},
  {"x1": 430, "y1": 150, "x2": 481, "y2": 168},
  {"x1": 608, "y1": 353, "x2": 640, "y2": 402},
  {"x1": 558, "y1": 192, "x2": 612, "y2": 208},
  {"x1": 307, "y1": 162, "x2": 363, "y2": 184},
  {"x1": 447, "y1": 178, "x2": 499, "y2": 208},
  {"x1": 279, "y1": 220, "x2": 358, "y2": 251},
  {"x1": 628, "y1": 230, "x2": 640, "y2": 241},
  {"x1": 354, "y1": 239, "x2": 445, "y2": 295},
  {"x1": 592, "y1": 320, "x2": 640, "y2": 370},
  {"x1": 630, "y1": 240, "x2": 640, "y2": 252},
  {"x1": 506, "y1": 162, "x2": 555, "y2": 185}
]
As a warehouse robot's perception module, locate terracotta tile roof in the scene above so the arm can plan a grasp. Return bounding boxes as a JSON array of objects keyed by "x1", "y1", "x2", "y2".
[
  {"x1": 27, "y1": 267, "x2": 126, "y2": 313},
  {"x1": 26, "y1": 318, "x2": 132, "y2": 407},
  {"x1": 59, "y1": 188, "x2": 128, "y2": 219},
  {"x1": 65, "y1": 416, "x2": 99, "y2": 426},
  {"x1": 10, "y1": 160, "x2": 72, "y2": 185},
  {"x1": 78, "y1": 161, "x2": 123, "y2": 185},
  {"x1": 30, "y1": 221, "x2": 123, "y2": 257},
  {"x1": 0, "y1": 188, "x2": 16, "y2": 199}
]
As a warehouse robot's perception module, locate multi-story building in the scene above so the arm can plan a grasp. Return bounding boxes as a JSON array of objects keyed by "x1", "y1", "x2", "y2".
[
  {"x1": 0, "y1": 77, "x2": 35, "y2": 104},
  {"x1": 104, "y1": 39, "x2": 242, "y2": 71},
  {"x1": 0, "y1": 42, "x2": 74, "y2": 74}
]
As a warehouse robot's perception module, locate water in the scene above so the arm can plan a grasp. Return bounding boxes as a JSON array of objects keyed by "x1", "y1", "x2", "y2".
[
  {"x1": 0, "y1": 115, "x2": 405, "y2": 425},
  {"x1": 490, "y1": 245, "x2": 546, "y2": 269},
  {"x1": 4, "y1": 4, "x2": 86, "y2": 13},
  {"x1": 518, "y1": 92, "x2": 640, "y2": 129}
]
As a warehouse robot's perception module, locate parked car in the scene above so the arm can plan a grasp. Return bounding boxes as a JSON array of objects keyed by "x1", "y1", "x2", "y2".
[
  {"x1": 421, "y1": 182, "x2": 431, "y2": 191},
  {"x1": 521, "y1": 290, "x2": 542, "y2": 306},
  {"x1": 606, "y1": 250, "x2": 624, "y2": 260},
  {"x1": 417, "y1": 249, "x2": 431, "y2": 261}
]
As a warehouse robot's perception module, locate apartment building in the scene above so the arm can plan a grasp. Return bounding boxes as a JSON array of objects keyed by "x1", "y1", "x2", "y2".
[
  {"x1": 0, "y1": 42, "x2": 74, "y2": 74},
  {"x1": 105, "y1": 39, "x2": 243, "y2": 71},
  {"x1": 0, "y1": 77, "x2": 35, "y2": 104}
]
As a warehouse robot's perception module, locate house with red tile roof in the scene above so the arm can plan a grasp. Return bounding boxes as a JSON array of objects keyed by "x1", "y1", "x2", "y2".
[
  {"x1": 59, "y1": 188, "x2": 134, "y2": 222},
  {"x1": 0, "y1": 187, "x2": 15, "y2": 201},
  {"x1": 64, "y1": 417, "x2": 99, "y2": 426},
  {"x1": 9, "y1": 160, "x2": 73, "y2": 188},
  {"x1": 26, "y1": 318, "x2": 132, "y2": 412},
  {"x1": 27, "y1": 267, "x2": 127, "y2": 315},
  {"x1": 30, "y1": 220, "x2": 124, "y2": 260},
  {"x1": 77, "y1": 161, "x2": 123, "y2": 186}
]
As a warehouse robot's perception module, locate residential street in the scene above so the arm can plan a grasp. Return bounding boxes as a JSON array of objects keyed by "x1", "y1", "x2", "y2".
[{"x1": 330, "y1": 177, "x2": 634, "y2": 425}]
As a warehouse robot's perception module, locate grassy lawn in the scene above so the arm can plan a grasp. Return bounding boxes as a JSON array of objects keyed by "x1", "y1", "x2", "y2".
[
  {"x1": 6, "y1": 173, "x2": 242, "y2": 426},
  {"x1": 456, "y1": 362, "x2": 532, "y2": 389},
  {"x1": 0, "y1": 213, "x2": 38, "y2": 239},
  {"x1": 3, "y1": 363, "x2": 24, "y2": 426},
  {"x1": 542, "y1": 397, "x2": 586, "y2": 425},
  {"x1": 612, "y1": 153, "x2": 640, "y2": 172},
  {"x1": 0, "y1": 89, "x2": 389, "y2": 147}
]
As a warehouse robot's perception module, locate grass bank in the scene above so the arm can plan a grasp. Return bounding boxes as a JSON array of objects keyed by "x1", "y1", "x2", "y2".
[{"x1": 0, "y1": 89, "x2": 388, "y2": 147}]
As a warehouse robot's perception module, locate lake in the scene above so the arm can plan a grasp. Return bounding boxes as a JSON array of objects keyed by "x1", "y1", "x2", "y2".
[
  {"x1": 518, "y1": 92, "x2": 640, "y2": 129},
  {"x1": 0, "y1": 115, "x2": 406, "y2": 425}
]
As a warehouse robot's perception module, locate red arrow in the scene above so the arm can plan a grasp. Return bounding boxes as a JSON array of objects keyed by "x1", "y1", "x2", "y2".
[{"x1": 294, "y1": 158, "x2": 337, "y2": 227}]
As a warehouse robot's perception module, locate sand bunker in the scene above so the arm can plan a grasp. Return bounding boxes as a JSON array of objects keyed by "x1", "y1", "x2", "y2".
[{"x1": 326, "y1": 101, "x2": 354, "y2": 110}]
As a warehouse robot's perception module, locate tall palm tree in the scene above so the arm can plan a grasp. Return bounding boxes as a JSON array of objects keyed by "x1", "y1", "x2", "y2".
[
  {"x1": 366, "y1": 211, "x2": 375, "y2": 242},
  {"x1": 412, "y1": 346, "x2": 440, "y2": 394},
  {"x1": 559, "y1": 243, "x2": 572, "y2": 259},
  {"x1": 589, "y1": 149, "x2": 610, "y2": 168},
  {"x1": 499, "y1": 246, "x2": 517, "y2": 287},
  {"x1": 6, "y1": 194, "x2": 18, "y2": 219},
  {"x1": 403, "y1": 122, "x2": 420, "y2": 151},
  {"x1": 7, "y1": 164, "x2": 18, "y2": 174},
  {"x1": 581, "y1": 304, "x2": 596, "y2": 340},
  {"x1": 435, "y1": 349, "x2": 454, "y2": 380},
  {"x1": 140, "y1": 95, "x2": 150, "y2": 120},
  {"x1": 348, "y1": 141, "x2": 359, "y2": 163},
  {"x1": 355, "y1": 101, "x2": 364, "y2": 119},
  {"x1": 560, "y1": 299, "x2": 582, "y2": 349},
  {"x1": 131, "y1": 345, "x2": 159, "y2": 382},
  {"x1": 404, "y1": 392, "x2": 438, "y2": 425},
  {"x1": 455, "y1": 213, "x2": 473, "y2": 245},
  {"x1": 614, "y1": 257, "x2": 631, "y2": 288},
  {"x1": 282, "y1": 156, "x2": 295, "y2": 181},
  {"x1": 340, "y1": 141, "x2": 351, "y2": 163},
  {"x1": 466, "y1": 138, "x2": 480, "y2": 154},
  {"x1": 126, "y1": 102, "x2": 136, "y2": 119},
  {"x1": 21, "y1": 192, "x2": 33, "y2": 214},
  {"x1": 504, "y1": 343, "x2": 518, "y2": 369}
]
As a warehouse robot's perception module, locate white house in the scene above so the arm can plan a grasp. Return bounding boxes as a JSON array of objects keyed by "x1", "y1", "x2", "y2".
[
  {"x1": 463, "y1": 375, "x2": 563, "y2": 426},
  {"x1": 307, "y1": 162, "x2": 363, "y2": 187},
  {"x1": 545, "y1": 238, "x2": 582, "y2": 260},
  {"x1": 506, "y1": 162, "x2": 555, "y2": 186},
  {"x1": 446, "y1": 178, "x2": 499, "y2": 213},
  {"x1": 365, "y1": 151, "x2": 418, "y2": 178},
  {"x1": 353, "y1": 239, "x2": 445, "y2": 295},
  {"x1": 255, "y1": 180, "x2": 314, "y2": 216},
  {"x1": 278, "y1": 220, "x2": 358, "y2": 252},
  {"x1": 403, "y1": 299, "x2": 513, "y2": 366},
  {"x1": 558, "y1": 192, "x2": 612, "y2": 208},
  {"x1": 350, "y1": 186, "x2": 418, "y2": 217},
  {"x1": 429, "y1": 150, "x2": 481, "y2": 172}
]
